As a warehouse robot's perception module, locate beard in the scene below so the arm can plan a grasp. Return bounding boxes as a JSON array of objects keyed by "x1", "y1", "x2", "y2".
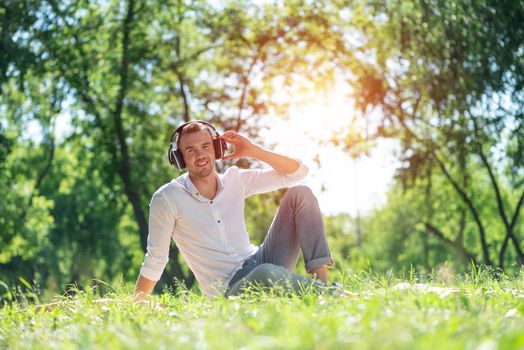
[{"x1": 189, "y1": 158, "x2": 214, "y2": 178}]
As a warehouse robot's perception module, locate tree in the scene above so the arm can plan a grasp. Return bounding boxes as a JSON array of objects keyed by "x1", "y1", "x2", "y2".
[{"x1": 332, "y1": 0, "x2": 524, "y2": 270}]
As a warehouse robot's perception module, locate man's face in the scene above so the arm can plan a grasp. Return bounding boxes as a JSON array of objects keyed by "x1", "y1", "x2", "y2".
[{"x1": 179, "y1": 129, "x2": 216, "y2": 178}]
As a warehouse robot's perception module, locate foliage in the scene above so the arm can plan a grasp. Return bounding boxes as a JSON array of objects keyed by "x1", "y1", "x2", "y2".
[
  {"x1": 1, "y1": 0, "x2": 523, "y2": 299},
  {"x1": 330, "y1": 0, "x2": 524, "y2": 270},
  {"x1": 0, "y1": 0, "x2": 367, "y2": 295}
]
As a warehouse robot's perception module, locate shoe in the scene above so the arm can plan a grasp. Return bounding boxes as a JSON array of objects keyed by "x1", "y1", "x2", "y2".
[{"x1": 328, "y1": 282, "x2": 358, "y2": 298}]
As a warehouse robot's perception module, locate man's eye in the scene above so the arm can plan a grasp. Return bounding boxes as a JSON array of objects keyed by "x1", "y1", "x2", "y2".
[{"x1": 187, "y1": 149, "x2": 194, "y2": 153}]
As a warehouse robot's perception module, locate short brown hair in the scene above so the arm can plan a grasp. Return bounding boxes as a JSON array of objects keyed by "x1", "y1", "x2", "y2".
[
  {"x1": 177, "y1": 122, "x2": 211, "y2": 147},
  {"x1": 180, "y1": 122, "x2": 207, "y2": 135}
]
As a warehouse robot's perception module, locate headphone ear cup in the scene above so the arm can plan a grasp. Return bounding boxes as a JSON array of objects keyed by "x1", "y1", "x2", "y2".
[
  {"x1": 214, "y1": 139, "x2": 227, "y2": 159},
  {"x1": 168, "y1": 146, "x2": 174, "y2": 165},
  {"x1": 213, "y1": 139, "x2": 221, "y2": 159},
  {"x1": 168, "y1": 145, "x2": 186, "y2": 169},
  {"x1": 220, "y1": 139, "x2": 227, "y2": 157},
  {"x1": 174, "y1": 149, "x2": 186, "y2": 169}
]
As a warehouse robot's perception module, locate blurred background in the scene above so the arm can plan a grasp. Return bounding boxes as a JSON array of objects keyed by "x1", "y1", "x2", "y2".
[{"x1": 1, "y1": 0, "x2": 523, "y2": 300}]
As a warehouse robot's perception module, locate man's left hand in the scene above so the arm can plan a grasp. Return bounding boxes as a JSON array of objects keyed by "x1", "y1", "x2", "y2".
[{"x1": 219, "y1": 130, "x2": 258, "y2": 160}]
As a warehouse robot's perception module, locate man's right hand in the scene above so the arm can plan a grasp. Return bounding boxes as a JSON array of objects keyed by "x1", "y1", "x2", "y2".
[
  {"x1": 134, "y1": 275, "x2": 157, "y2": 305},
  {"x1": 133, "y1": 291, "x2": 151, "y2": 306}
]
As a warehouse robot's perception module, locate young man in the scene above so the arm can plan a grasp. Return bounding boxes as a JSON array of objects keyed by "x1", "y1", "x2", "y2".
[{"x1": 134, "y1": 121, "x2": 335, "y2": 302}]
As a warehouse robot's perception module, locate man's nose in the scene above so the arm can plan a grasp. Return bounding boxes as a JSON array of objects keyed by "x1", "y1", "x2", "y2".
[{"x1": 194, "y1": 149, "x2": 205, "y2": 158}]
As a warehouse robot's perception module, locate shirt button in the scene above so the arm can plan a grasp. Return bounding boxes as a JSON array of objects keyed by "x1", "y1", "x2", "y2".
[
  {"x1": 217, "y1": 220, "x2": 221, "y2": 223},
  {"x1": 210, "y1": 201, "x2": 213, "y2": 204}
]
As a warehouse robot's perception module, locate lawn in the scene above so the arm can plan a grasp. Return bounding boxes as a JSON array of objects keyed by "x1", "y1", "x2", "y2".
[{"x1": 1, "y1": 268, "x2": 524, "y2": 349}]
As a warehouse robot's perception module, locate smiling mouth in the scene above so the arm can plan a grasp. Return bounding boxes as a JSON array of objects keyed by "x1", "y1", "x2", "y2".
[{"x1": 196, "y1": 160, "x2": 209, "y2": 167}]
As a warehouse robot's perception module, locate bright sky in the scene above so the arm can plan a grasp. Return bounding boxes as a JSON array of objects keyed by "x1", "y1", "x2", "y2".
[
  {"x1": 260, "y1": 95, "x2": 399, "y2": 217},
  {"x1": 25, "y1": 82, "x2": 398, "y2": 219},
  {"x1": 27, "y1": 90, "x2": 398, "y2": 218}
]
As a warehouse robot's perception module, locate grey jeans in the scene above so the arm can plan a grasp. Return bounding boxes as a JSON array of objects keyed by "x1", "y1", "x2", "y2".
[{"x1": 227, "y1": 186, "x2": 335, "y2": 296}]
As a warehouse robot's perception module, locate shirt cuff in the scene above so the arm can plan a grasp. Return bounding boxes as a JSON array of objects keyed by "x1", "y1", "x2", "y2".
[
  {"x1": 285, "y1": 160, "x2": 309, "y2": 181},
  {"x1": 139, "y1": 264, "x2": 164, "y2": 282}
]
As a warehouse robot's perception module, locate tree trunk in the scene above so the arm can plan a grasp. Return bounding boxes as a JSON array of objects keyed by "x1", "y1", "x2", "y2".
[
  {"x1": 425, "y1": 223, "x2": 478, "y2": 265},
  {"x1": 390, "y1": 110, "x2": 493, "y2": 266},
  {"x1": 114, "y1": 0, "x2": 191, "y2": 286}
]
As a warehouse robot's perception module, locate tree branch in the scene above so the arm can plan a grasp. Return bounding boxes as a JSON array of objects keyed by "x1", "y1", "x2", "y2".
[
  {"x1": 235, "y1": 54, "x2": 259, "y2": 131},
  {"x1": 473, "y1": 121, "x2": 509, "y2": 227},
  {"x1": 510, "y1": 189, "x2": 524, "y2": 229},
  {"x1": 471, "y1": 117, "x2": 523, "y2": 266},
  {"x1": 425, "y1": 223, "x2": 478, "y2": 265},
  {"x1": 172, "y1": 63, "x2": 190, "y2": 122},
  {"x1": 385, "y1": 103, "x2": 492, "y2": 265},
  {"x1": 433, "y1": 153, "x2": 492, "y2": 266}
]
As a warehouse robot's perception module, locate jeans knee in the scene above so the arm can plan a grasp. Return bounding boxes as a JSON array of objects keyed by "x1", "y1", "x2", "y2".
[
  {"x1": 286, "y1": 185, "x2": 315, "y2": 201},
  {"x1": 250, "y1": 263, "x2": 286, "y2": 282}
]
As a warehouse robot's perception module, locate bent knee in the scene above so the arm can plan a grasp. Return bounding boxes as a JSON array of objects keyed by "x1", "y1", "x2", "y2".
[
  {"x1": 250, "y1": 263, "x2": 287, "y2": 281},
  {"x1": 286, "y1": 185, "x2": 315, "y2": 200}
]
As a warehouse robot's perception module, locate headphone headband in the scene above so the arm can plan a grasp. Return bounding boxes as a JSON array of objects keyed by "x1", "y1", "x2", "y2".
[{"x1": 170, "y1": 120, "x2": 219, "y2": 150}]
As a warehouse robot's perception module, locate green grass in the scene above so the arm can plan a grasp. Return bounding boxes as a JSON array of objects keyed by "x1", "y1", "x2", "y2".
[{"x1": 2, "y1": 269, "x2": 524, "y2": 350}]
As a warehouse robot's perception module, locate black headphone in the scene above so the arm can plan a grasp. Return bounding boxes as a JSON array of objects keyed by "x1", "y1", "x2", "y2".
[{"x1": 168, "y1": 120, "x2": 227, "y2": 169}]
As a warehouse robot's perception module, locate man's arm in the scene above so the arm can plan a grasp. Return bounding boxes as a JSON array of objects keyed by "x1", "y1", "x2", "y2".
[
  {"x1": 220, "y1": 130, "x2": 299, "y2": 174},
  {"x1": 134, "y1": 192, "x2": 174, "y2": 303}
]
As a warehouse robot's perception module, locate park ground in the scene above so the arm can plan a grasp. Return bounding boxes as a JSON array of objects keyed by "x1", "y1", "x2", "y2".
[{"x1": 1, "y1": 268, "x2": 524, "y2": 350}]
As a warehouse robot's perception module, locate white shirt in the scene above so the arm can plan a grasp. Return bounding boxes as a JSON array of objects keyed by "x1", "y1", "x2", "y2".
[{"x1": 139, "y1": 162, "x2": 309, "y2": 296}]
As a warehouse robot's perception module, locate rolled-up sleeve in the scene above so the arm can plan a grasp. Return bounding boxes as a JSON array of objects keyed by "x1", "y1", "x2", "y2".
[
  {"x1": 139, "y1": 192, "x2": 176, "y2": 281},
  {"x1": 240, "y1": 160, "x2": 309, "y2": 198}
]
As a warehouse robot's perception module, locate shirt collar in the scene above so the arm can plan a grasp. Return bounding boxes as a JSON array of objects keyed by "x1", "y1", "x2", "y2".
[{"x1": 183, "y1": 172, "x2": 224, "y2": 201}]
